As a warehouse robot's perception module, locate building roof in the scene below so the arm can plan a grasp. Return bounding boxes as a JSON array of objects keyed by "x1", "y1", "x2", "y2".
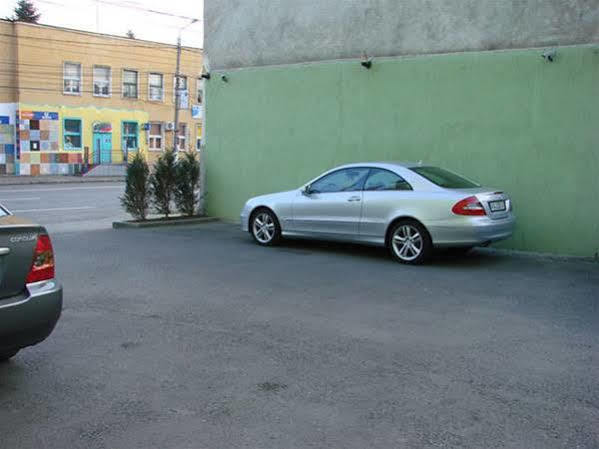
[{"x1": 0, "y1": 18, "x2": 202, "y2": 52}]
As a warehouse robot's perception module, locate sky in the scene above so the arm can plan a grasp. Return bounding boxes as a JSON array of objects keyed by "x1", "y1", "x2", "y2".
[{"x1": 1, "y1": 0, "x2": 203, "y2": 47}]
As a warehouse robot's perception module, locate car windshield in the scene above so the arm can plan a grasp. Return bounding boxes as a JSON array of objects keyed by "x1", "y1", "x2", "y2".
[{"x1": 410, "y1": 166, "x2": 480, "y2": 189}]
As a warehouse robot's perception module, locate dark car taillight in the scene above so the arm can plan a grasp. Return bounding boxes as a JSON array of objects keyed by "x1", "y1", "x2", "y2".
[
  {"x1": 452, "y1": 196, "x2": 487, "y2": 216},
  {"x1": 26, "y1": 234, "x2": 55, "y2": 283}
]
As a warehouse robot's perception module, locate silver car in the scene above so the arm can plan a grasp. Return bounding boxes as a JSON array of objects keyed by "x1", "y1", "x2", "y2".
[{"x1": 241, "y1": 162, "x2": 515, "y2": 264}]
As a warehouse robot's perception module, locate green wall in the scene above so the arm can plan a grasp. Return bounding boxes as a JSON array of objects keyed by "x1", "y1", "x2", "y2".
[{"x1": 205, "y1": 46, "x2": 599, "y2": 257}]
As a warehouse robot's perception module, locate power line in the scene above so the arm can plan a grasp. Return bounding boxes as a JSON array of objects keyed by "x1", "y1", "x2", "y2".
[
  {"x1": 95, "y1": 0, "x2": 202, "y2": 22},
  {"x1": 0, "y1": 70, "x2": 193, "y2": 79},
  {"x1": 0, "y1": 41, "x2": 202, "y2": 69},
  {"x1": 0, "y1": 63, "x2": 198, "y2": 76},
  {"x1": 36, "y1": 0, "x2": 202, "y2": 22},
  {"x1": 0, "y1": 84, "x2": 202, "y2": 103},
  {"x1": 0, "y1": 31, "x2": 202, "y2": 50}
]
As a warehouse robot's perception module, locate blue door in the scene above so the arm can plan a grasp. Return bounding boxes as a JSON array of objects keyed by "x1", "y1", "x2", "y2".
[{"x1": 93, "y1": 132, "x2": 112, "y2": 164}]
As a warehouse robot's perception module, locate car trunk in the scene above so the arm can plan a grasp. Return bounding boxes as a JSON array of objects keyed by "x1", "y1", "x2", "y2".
[
  {"x1": 450, "y1": 188, "x2": 512, "y2": 220},
  {"x1": 0, "y1": 215, "x2": 43, "y2": 299}
]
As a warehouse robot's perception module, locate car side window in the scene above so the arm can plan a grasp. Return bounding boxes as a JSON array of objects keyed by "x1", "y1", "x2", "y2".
[
  {"x1": 310, "y1": 168, "x2": 370, "y2": 193},
  {"x1": 364, "y1": 169, "x2": 413, "y2": 191}
]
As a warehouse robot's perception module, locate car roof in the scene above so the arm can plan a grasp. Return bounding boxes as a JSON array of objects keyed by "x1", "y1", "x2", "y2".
[{"x1": 334, "y1": 161, "x2": 423, "y2": 171}]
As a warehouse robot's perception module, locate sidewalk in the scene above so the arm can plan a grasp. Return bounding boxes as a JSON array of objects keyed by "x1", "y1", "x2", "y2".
[{"x1": 0, "y1": 175, "x2": 124, "y2": 185}]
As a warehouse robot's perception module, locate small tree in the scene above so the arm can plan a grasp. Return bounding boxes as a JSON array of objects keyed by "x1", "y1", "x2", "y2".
[
  {"x1": 126, "y1": 29, "x2": 135, "y2": 39},
  {"x1": 13, "y1": 0, "x2": 40, "y2": 23},
  {"x1": 174, "y1": 151, "x2": 200, "y2": 216},
  {"x1": 150, "y1": 149, "x2": 177, "y2": 217},
  {"x1": 120, "y1": 152, "x2": 150, "y2": 221}
]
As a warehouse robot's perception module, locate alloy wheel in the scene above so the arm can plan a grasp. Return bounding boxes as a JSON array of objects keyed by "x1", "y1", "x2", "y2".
[
  {"x1": 391, "y1": 224, "x2": 423, "y2": 262},
  {"x1": 253, "y1": 212, "x2": 276, "y2": 244}
]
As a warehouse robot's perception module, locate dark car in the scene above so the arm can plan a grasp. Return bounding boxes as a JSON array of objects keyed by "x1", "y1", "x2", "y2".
[{"x1": 0, "y1": 203, "x2": 62, "y2": 362}]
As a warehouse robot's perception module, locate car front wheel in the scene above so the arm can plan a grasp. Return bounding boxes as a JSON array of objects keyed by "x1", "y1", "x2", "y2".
[
  {"x1": 250, "y1": 209, "x2": 281, "y2": 246},
  {"x1": 388, "y1": 220, "x2": 432, "y2": 264}
]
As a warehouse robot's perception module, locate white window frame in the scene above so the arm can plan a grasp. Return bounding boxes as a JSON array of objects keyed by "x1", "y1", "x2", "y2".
[
  {"x1": 63, "y1": 61, "x2": 82, "y2": 96},
  {"x1": 148, "y1": 72, "x2": 164, "y2": 102},
  {"x1": 93, "y1": 65, "x2": 112, "y2": 97},
  {"x1": 122, "y1": 68, "x2": 139, "y2": 99},
  {"x1": 177, "y1": 122, "x2": 187, "y2": 151},
  {"x1": 173, "y1": 74, "x2": 187, "y2": 105},
  {"x1": 148, "y1": 122, "x2": 163, "y2": 151}
]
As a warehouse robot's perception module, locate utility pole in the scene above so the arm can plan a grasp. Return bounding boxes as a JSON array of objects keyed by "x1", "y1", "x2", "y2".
[
  {"x1": 173, "y1": 18, "x2": 198, "y2": 153},
  {"x1": 173, "y1": 36, "x2": 182, "y2": 153}
]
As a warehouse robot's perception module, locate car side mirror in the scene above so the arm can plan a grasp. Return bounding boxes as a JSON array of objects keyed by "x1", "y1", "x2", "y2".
[{"x1": 302, "y1": 185, "x2": 312, "y2": 196}]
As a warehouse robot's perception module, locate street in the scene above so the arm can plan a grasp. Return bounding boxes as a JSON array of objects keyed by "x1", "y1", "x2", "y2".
[
  {"x1": 0, "y1": 184, "x2": 598, "y2": 448},
  {"x1": 0, "y1": 182, "x2": 127, "y2": 233}
]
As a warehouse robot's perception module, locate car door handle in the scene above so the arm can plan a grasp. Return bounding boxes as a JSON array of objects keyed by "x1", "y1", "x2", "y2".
[
  {"x1": 0, "y1": 248, "x2": 10, "y2": 256},
  {"x1": 347, "y1": 196, "x2": 361, "y2": 202}
]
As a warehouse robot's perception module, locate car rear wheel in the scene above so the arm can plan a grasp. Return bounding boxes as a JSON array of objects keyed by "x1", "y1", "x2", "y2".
[
  {"x1": 0, "y1": 349, "x2": 19, "y2": 362},
  {"x1": 388, "y1": 220, "x2": 432, "y2": 265},
  {"x1": 250, "y1": 209, "x2": 281, "y2": 246}
]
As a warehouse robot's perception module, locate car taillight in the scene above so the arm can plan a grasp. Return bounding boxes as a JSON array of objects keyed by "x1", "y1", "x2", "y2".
[
  {"x1": 26, "y1": 234, "x2": 55, "y2": 283},
  {"x1": 452, "y1": 196, "x2": 487, "y2": 216}
]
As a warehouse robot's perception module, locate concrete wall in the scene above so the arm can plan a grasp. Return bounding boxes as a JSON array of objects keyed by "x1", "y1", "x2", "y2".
[
  {"x1": 204, "y1": 45, "x2": 599, "y2": 257},
  {"x1": 205, "y1": 0, "x2": 599, "y2": 69}
]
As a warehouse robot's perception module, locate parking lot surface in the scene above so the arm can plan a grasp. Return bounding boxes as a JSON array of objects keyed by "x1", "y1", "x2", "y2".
[{"x1": 1, "y1": 222, "x2": 598, "y2": 449}]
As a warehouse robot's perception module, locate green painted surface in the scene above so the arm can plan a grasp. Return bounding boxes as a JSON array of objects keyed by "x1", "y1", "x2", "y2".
[{"x1": 205, "y1": 46, "x2": 599, "y2": 256}]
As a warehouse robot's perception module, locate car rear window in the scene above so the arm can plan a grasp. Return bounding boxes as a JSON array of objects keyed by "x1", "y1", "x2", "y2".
[{"x1": 410, "y1": 166, "x2": 480, "y2": 189}]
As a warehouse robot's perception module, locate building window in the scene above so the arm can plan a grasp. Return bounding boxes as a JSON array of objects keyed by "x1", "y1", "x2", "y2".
[
  {"x1": 63, "y1": 62, "x2": 81, "y2": 95},
  {"x1": 196, "y1": 78, "x2": 203, "y2": 104},
  {"x1": 149, "y1": 73, "x2": 163, "y2": 101},
  {"x1": 63, "y1": 118, "x2": 82, "y2": 150},
  {"x1": 148, "y1": 122, "x2": 163, "y2": 150},
  {"x1": 196, "y1": 122, "x2": 202, "y2": 151},
  {"x1": 177, "y1": 122, "x2": 186, "y2": 150},
  {"x1": 93, "y1": 65, "x2": 111, "y2": 97},
  {"x1": 122, "y1": 122, "x2": 138, "y2": 150},
  {"x1": 173, "y1": 75, "x2": 187, "y2": 107},
  {"x1": 123, "y1": 69, "x2": 138, "y2": 99}
]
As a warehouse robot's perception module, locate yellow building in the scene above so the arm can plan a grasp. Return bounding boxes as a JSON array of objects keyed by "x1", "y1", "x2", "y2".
[{"x1": 0, "y1": 19, "x2": 203, "y2": 176}]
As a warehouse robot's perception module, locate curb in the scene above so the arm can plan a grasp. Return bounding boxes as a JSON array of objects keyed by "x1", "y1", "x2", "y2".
[
  {"x1": 0, "y1": 176, "x2": 125, "y2": 186},
  {"x1": 113, "y1": 217, "x2": 218, "y2": 229}
]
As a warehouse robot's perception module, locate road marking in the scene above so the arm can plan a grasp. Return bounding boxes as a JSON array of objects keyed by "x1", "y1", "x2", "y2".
[
  {"x1": 0, "y1": 186, "x2": 123, "y2": 193},
  {"x1": 11, "y1": 206, "x2": 96, "y2": 213},
  {"x1": 0, "y1": 197, "x2": 41, "y2": 201}
]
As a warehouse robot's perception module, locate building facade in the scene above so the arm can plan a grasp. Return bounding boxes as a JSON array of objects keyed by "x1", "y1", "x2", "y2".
[
  {"x1": 203, "y1": 1, "x2": 598, "y2": 257},
  {"x1": 0, "y1": 20, "x2": 203, "y2": 176}
]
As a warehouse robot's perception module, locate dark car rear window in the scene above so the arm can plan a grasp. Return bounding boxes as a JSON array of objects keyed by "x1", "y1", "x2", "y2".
[{"x1": 410, "y1": 166, "x2": 480, "y2": 189}]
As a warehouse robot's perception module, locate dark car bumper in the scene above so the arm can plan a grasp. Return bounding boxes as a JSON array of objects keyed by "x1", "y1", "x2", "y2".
[{"x1": 0, "y1": 279, "x2": 62, "y2": 353}]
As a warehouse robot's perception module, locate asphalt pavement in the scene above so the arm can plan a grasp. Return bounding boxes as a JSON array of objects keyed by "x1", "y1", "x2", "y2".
[
  {"x1": 0, "y1": 186, "x2": 598, "y2": 449},
  {"x1": 0, "y1": 182, "x2": 128, "y2": 233}
]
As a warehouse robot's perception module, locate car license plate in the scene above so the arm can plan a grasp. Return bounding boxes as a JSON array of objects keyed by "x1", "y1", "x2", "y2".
[{"x1": 489, "y1": 200, "x2": 506, "y2": 212}]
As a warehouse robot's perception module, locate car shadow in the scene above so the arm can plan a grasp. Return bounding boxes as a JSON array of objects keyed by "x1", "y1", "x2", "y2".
[
  {"x1": 0, "y1": 358, "x2": 27, "y2": 391},
  {"x1": 238, "y1": 233, "x2": 507, "y2": 269}
]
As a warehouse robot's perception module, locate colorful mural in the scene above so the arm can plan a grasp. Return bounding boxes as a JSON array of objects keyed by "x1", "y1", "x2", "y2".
[
  {"x1": 0, "y1": 103, "x2": 17, "y2": 175},
  {"x1": 13, "y1": 104, "x2": 150, "y2": 175},
  {"x1": 18, "y1": 110, "x2": 72, "y2": 176}
]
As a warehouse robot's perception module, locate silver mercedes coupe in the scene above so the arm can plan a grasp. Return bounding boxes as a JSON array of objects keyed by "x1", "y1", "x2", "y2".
[{"x1": 240, "y1": 162, "x2": 515, "y2": 264}]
